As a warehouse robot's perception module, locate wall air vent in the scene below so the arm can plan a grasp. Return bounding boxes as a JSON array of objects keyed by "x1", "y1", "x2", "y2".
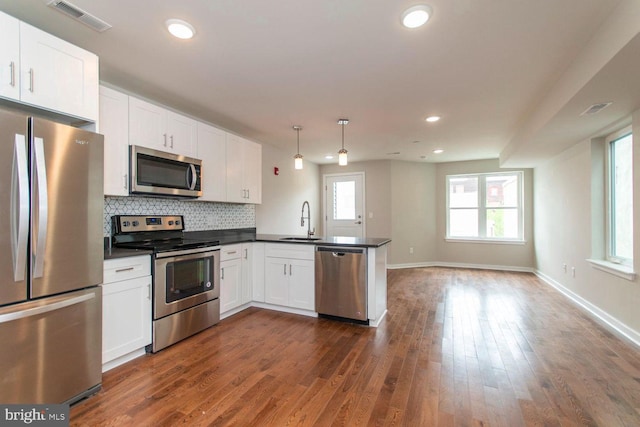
[
  {"x1": 47, "y1": 0, "x2": 112, "y2": 32},
  {"x1": 580, "y1": 102, "x2": 613, "y2": 116}
]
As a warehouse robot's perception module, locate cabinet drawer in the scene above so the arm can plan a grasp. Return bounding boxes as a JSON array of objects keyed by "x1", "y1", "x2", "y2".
[
  {"x1": 265, "y1": 243, "x2": 315, "y2": 260},
  {"x1": 220, "y1": 244, "x2": 242, "y2": 261},
  {"x1": 104, "y1": 255, "x2": 151, "y2": 284}
]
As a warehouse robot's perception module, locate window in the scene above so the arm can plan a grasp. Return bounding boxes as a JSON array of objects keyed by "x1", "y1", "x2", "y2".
[
  {"x1": 607, "y1": 128, "x2": 633, "y2": 265},
  {"x1": 446, "y1": 171, "x2": 523, "y2": 241}
]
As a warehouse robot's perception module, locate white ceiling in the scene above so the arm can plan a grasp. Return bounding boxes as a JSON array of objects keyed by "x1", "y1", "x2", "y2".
[{"x1": 1, "y1": 0, "x2": 637, "y2": 166}]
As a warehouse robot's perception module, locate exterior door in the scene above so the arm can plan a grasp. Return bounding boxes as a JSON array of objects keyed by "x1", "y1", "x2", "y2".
[{"x1": 324, "y1": 173, "x2": 365, "y2": 237}]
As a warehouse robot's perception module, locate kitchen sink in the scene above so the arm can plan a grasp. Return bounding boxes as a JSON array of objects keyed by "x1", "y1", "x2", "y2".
[{"x1": 279, "y1": 237, "x2": 322, "y2": 241}]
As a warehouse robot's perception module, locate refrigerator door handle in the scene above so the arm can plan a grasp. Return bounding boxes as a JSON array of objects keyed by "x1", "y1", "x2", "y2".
[
  {"x1": 0, "y1": 292, "x2": 94, "y2": 324},
  {"x1": 11, "y1": 134, "x2": 29, "y2": 282},
  {"x1": 32, "y1": 137, "x2": 48, "y2": 279}
]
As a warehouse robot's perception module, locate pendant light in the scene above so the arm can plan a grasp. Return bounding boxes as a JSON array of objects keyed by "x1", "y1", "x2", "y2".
[
  {"x1": 338, "y1": 119, "x2": 349, "y2": 166},
  {"x1": 293, "y1": 125, "x2": 303, "y2": 170}
]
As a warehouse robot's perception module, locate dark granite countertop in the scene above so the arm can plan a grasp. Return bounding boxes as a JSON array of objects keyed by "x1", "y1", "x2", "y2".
[
  {"x1": 104, "y1": 228, "x2": 390, "y2": 260},
  {"x1": 104, "y1": 247, "x2": 153, "y2": 260},
  {"x1": 255, "y1": 234, "x2": 391, "y2": 248},
  {"x1": 188, "y1": 228, "x2": 391, "y2": 248}
]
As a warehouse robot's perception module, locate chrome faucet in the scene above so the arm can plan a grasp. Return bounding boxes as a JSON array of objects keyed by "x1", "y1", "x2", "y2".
[{"x1": 301, "y1": 201, "x2": 315, "y2": 237}]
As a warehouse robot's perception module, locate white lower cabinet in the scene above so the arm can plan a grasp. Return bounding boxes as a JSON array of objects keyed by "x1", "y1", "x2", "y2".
[
  {"x1": 102, "y1": 255, "x2": 152, "y2": 372},
  {"x1": 220, "y1": 245, "x2": 243, "y2": 313},
  {"x1": 264, "y1": 244, "x2": 315, "y2": 311}
]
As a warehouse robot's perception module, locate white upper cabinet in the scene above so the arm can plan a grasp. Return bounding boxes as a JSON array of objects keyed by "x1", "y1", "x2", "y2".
[
  {"x1": 0, "y1": 12, "x2": 19, "y2": 101},
  {"x1": 19, "y1": 21, "x2": 98, "y2": 121},
  {"x1": 226, "y1": 134, "x2": 262, "y2": 204},
  {"x1": 197, "y1": 122, "x2": 227, "y2": 202},
  {"x1": 0, "y1": 11, "x2": 99, "y2": 121},
  {"x1": 100, "y1": 86, "x2": 129, "y2": 196},
  {"x1": 129, "y1": 96, "x2": 196, "y2": 157}
]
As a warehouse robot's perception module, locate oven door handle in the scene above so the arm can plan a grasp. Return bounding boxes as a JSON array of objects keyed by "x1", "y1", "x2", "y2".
[{"x1": 155, "y1": 246, "x2": 221, "y2": 259}]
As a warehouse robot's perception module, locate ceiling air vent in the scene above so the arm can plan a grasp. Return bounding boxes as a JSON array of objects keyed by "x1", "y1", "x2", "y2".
[
  {"x1": 580, "y1": 102, "x2": 613, "y2": 116},
  {"x1": 47, "y1": 0, "x2": 112, "y2": 32}
]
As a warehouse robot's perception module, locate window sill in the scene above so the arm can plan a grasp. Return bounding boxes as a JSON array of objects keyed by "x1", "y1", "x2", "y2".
[
  {"x1": 445, "y1": 238, "x2": 526, "y2": 245},
  {"x1": 586, "y1": 259, "x2": 636, "y2": 281}
]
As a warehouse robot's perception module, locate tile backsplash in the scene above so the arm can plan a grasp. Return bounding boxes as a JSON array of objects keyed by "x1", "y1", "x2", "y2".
[{"x1": 104, "y1": 196, "x2": 255, "y2": 236}]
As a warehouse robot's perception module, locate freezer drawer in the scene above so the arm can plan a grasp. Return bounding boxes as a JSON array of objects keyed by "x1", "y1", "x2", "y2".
[
  {"x1": 315, "y1": 246, "x2": 367, "y2": 322},
  {"x1": 0, "y1": 287, "x2": 102, "y2": 404}
]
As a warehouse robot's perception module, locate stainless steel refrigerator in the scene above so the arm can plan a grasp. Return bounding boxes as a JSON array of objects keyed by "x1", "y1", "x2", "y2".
[{"x1": 0, "y1": 107, "x2": 104, "y2": 404}]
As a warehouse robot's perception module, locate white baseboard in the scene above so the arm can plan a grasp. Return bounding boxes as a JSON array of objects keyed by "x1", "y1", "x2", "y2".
[
  {"x1": 535, "y1": 270, "x2": 640, "y2": 347},
  {"x1": 387, "y1": 261, "x2": 533, "y2": 273},
  {"x1": 102, "y1": 348, "x2": 146, "y2": 373}
]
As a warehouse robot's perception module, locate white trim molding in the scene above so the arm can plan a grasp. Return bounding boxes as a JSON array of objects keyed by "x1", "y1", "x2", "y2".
[
  {"x1": 387, "y1": 262, "x2": 533, "y2": 273},
  {"x1": 586, "y1": 258, "x2": 636, "y2": 281},
  {"x1": 535, "y1": 270, "x2": 640, "y2": 347}
]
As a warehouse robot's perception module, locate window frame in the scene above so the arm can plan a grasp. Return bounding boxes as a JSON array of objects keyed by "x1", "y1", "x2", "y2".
[
  {"x1": 446, "y1": 171, "x2": 524, "y2": 242},
  {"x1": 605, "y1": 125, "x2": 633, "y2": 266}
]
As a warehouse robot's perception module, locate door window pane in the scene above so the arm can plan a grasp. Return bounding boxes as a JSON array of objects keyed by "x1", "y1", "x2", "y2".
[{"x1": 333, "y1": 181, "x2": 355, "y2": 220}]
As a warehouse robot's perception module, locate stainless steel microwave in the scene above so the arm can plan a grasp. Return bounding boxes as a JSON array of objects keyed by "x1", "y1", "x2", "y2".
[{"x1": 129, "y1": 145, "x2": 202, "y2": 198}]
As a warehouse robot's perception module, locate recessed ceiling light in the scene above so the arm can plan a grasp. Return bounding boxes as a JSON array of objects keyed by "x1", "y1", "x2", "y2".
[
  {"x1": 401, "y1": 5, "x2": 433, "y2": 29},
  {"x1": 426, "y1": 116, "x2": 440, "y2": 122},
  {"x1": 433, "y1": 149, "x2": 444, "y2": 154},
  {"x1": 325, "y1": 155, "x2": 334, "y2": 160},
  {"x1": 166, "y1": 19, "x2": 196, "y2": 39}
]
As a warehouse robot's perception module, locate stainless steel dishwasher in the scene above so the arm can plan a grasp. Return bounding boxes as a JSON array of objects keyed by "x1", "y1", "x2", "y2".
[{"x1": 315, "y1": 246, "x2": 367, "y2": 323}]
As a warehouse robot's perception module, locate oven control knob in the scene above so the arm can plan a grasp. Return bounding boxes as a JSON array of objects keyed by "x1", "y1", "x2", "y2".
[
  {"x1": 132, "y1": 221, "x2": 139, "y2": 227},
  {"x1": 168, "y1": 221, "x2": 174, "y2": 225},
  {"x1": 175, "y1": 220, "x2": 181, "y2": 226},
  {"x1": 205, "y1": 281, "x2": 211, "y2": 288},
  {"x1": 122, "y1": 221, "x2": 130, "y2": 227}
]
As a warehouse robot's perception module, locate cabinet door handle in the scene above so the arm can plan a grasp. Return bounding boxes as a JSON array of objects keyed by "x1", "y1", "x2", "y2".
[
  {"x1": 147, "y1": 283, "x2": 151, "y2": 300},
  {"x1": 244, "y1": 248, "x2": 248, "y2": 259},
  {"x1": 221, "y1": 267, "x2": 225, "y2": 280},
  {"x1": 9, "y1": 61, "x2": 15, "y2": 87},
  {"x1": 289, "y1": 264, "x2": 292, "y2": 275},
  {"x1": 170, "y1": 135, "x2": 174, "y2": 149},
  {"x1": 163, "y1": 133, "x2": 167, "y2": 147},
  {"x1": 28, "y1": 68, "x2": 34, "y2": 93},
  {"x1": 247, "y1": 189, "x2": 250, "y2": 199},
  {"x1": 115, "y1": 267, "x2": 134, "y2": 273},
  {"x1": 123, "y1": 174, "x2": 128, "y2": 190},
  {"x1": 283, "y1": 264, "x2": 286, "y2": 275},
  {"x1": 226, "y1": 250, "x2": 237, "y2": 255}
]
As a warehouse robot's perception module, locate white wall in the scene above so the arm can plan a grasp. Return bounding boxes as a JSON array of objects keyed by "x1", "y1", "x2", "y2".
[
  {"x1": 256, "y1": 144, "x2": 320, "y2": 235},
  {"x1": 533, "y1": 109, "x2": 640, "y2": 343},
  {"x1": 389, "y1": 161, "x2": 437, "y2": 266}
]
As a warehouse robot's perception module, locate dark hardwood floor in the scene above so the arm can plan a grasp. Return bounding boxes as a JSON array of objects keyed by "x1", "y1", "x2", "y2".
[{"x1": 71, "y1": 268, "x2": 640, "y2": 426}]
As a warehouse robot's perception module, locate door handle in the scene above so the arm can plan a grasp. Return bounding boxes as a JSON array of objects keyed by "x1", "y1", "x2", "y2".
[
  {"x1": 188, "y1": 164, "x2": 197, "y2": 190},
  {"x1": 355, "y1": 221, "x2": 362, "y2": 224},
  {"x1": 33, "y1": 137, "x2": 48, "y2": 279},
  {"x1": 170, "y1": 135, "x2": 174, "y2": 149},
  {"x1": 221, "y1": 267, "x2": 225, "y2": 280},
  {"x1": 9, "y1": 61, "x2": 16, "y2": 87},
  {"x1": 0, "y1": 292, "x2": 94, "y2": 324},
  {"x1": 12, "y1": 135, "x2": 29, "y2": 282},
  {"x1": 163, "y1": 133, "x2": 168, "y2": 147},
  {"x1": 28, "y1": 68, "x2": 34, "y2": 92}
]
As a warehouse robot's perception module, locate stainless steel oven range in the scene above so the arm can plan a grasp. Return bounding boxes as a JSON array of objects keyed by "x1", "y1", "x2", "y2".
[{"x1": 111, "y1": 215, "x2": 220, "y2": 352}]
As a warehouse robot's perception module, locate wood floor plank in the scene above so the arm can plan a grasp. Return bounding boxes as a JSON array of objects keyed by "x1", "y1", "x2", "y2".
[{"x1": 70, "y1": 267, "x2": 640, "y2": 426}]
